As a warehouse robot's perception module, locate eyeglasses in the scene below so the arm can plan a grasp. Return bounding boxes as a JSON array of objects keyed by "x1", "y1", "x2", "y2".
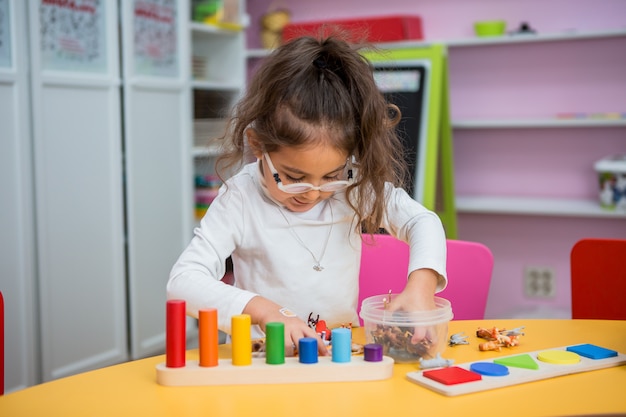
[{"x1": 263, "y1": 152, "x2": 353, "y2": 194}]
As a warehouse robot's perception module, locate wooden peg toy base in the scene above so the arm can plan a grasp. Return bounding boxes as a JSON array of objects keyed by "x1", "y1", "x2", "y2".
[{"x1": 157, "y1": 355, "x2": 394, "y2": 386}]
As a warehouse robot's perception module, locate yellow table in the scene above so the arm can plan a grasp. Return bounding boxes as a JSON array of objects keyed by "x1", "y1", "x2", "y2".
[{"x1": 2, "y1": 320, "x2": 625, "y2": 417}]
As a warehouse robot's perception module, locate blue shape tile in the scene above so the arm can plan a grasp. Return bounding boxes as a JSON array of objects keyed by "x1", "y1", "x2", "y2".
[
  {"x1": 470, "y1": 362, "x2": 509, "y2": 377},
  {"x1": 566, "y1": 344, "x2": 617, "y2": 359}
]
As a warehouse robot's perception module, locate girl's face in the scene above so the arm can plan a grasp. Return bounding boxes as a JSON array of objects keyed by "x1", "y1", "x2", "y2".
[{"x1": 258, "y1": 142, "x2": 350, "y2": 213}]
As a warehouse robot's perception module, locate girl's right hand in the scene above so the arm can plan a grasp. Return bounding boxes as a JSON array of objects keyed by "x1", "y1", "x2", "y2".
[
  {"x1": 276, "y1": 313, "x2": 329, "y2": 357},
  {"x1": 243, "y1": 296, "x2": 329, "y2": 356}
]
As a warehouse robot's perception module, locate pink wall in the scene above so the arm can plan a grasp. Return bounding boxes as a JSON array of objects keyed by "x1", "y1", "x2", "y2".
[
  {"x1": 458, "y1": 214, "x2": 624, "y2": 319},
  {"x1": 454, "y1": 129, "x2": 625, "y2": 201},
  {"x1": 244, "y1": 1, "x2": 626, "y2": 319},
  {"x1": 448, "y1": 38, "x2": 626, "y2": 119}
]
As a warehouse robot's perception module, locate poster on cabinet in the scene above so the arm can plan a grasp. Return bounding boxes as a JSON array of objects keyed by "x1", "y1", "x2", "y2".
[
  {"x1": 39, "y1": 0, "x2": 107, "y2": 73},
  {"x1": 132, "y1": 0, "x2": 179, "y2": 78},
  {"x1": 0, "y1": 0, "x2": 11, "y2": 68}
]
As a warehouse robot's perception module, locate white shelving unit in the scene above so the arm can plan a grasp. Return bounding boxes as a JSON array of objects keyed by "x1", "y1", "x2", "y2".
[
  {"x1": 192, "y1": 144, "x2": 223, "y2": 158},
  {"x1": 452, "y1": 118, "x2": 626, "y2": 129},
  {"x1": 190, "y1": 21, "x2": 245, "y2": 85},
  {"x1": 190, "y1": 21, "x2": 246, "y2": 156},
  {"x1": 455, "y1": 196, "x2": 625, "y2": 219},
  {"x1": 444, "y1": 30, "x2": 626, "y2": 219},
  {"x1": 451, "y1": 28, "x2": 626, "y2": 46},
  {"x1": 189, "y1": 4, "x2": 247, "y2": 229},
  {"x1": 247, "y1": 28, "x2": 626, "y2": 58}
]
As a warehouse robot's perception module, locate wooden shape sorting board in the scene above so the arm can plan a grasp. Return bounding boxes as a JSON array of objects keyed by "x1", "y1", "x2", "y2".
[
  {"x1": 406, "y1": 345, "x2": 626, "y2": 396},
  {"x1": 156, "y1": 355, "x2": 394, "y2": 386}
]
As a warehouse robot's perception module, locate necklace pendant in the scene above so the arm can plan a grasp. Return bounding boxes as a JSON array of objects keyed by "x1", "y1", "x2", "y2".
[{"x1": 313, "y1": 264, "x2": 324, "y2": 272}]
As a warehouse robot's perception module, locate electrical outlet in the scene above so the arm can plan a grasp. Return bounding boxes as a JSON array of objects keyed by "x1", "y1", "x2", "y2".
[{"x1": 524, "y1": 266, "x2": 556, "y2": 298}]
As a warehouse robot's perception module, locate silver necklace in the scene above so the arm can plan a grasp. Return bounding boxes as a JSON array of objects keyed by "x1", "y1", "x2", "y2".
[{"x1": 277, "y1": 200, "x2": 334, "y2": 271}]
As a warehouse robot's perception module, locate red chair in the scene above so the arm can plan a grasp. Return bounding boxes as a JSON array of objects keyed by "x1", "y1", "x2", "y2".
[
  {"x1": 358, "y1": 235, "x2": 494, "y2": 323},
  {"x1": 571, "y1": 238, "x2": 626, "y2": 320}
]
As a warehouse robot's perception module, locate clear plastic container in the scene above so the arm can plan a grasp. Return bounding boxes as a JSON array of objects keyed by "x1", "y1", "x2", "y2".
[{"x1": 359, "y1": 295, "x2": 453, "y2": 363}]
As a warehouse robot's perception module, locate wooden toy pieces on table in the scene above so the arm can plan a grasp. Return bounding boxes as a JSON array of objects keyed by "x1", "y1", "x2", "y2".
[{"x1": 156, "y1": 300, "x2": 394, "y2": 386}]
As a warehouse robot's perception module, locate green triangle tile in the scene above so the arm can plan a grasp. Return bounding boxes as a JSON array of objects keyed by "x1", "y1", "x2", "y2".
[{"x1": 494, "y1": 354, "x2": 539, "y2": 370}]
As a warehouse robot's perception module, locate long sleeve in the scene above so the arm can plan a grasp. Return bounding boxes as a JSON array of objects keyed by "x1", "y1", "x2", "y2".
[
  {"x1": 167, "y1": 181, "x2": 259, "y2": 334},
  {"x1": 381, "y1": 184, "x2": 448, "y2": 291}
]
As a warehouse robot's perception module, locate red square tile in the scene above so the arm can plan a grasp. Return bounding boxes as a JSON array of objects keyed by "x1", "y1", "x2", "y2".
[{"x1": 423, "y1": 366, "x2": 482, "y2": 386}]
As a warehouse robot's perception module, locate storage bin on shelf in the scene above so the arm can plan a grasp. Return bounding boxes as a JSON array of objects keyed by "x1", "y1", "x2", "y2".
[
  {"x1": 195, "y1": 175, "x2": 222, "y2": 219},
  {"x1": 282, "y1": 15, "x2": 423, "y2": 44},
  {"x1": 594, "y1": 154, "x2": 626, "y2": 212}
]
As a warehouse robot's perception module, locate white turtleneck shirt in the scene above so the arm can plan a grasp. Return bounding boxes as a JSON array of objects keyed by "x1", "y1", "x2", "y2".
[{"x1": 167, "y1": 161, "x2": 447, "y2": 337}]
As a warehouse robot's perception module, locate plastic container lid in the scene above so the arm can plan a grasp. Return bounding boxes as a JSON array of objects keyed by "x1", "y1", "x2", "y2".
[
  {"x1": 594, "y1": 154, "x2": 626, "y2": 173},
  {"x1": 359, "y1": 295, "x2": 453, "y2": 326}
]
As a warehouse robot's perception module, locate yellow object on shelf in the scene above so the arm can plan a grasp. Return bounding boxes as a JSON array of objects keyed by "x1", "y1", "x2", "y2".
[
  {"x1": 474, "y1": 20, "x2": 506, "y2": 37},
  {"x1": 261, "y1": 9, "x2": 291, "y2": 49},
  {"x1": 194, "y1": 0, "x2": 244, "y2": 31},
  {"x1": 203, "y1": 18, "x2": 243, "y2": 31}
]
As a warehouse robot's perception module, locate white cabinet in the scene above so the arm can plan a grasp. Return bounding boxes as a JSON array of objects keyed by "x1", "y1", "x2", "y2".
[
  {"x1": 1, "y1": 0, "x2": 193, "y2": 392},
  {"x1": 120, "y1": 0, "x2": 193, "y2": 360},
  {"x1": 28, "y1": 0, "x2": 128, "y2": 383},
  {"x1": 0, "y1": 0, "x2": 39, "y2": 392}
]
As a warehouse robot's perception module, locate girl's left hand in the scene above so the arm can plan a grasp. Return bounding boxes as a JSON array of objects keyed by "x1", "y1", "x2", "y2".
[{"x1": 385, "y1": 268, "x2": 439, "y2": 343}]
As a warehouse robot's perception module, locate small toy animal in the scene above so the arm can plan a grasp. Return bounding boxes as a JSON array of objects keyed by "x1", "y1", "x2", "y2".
[
  {"x1": 448, "y1": 332, "x2": 470, "y2": 346},
  {"x1": 504, "y1": 326, "x2": 525, "y2": 337},
  {"x1": 419, "y1": 353, "x2": 454, "y2": 369}
]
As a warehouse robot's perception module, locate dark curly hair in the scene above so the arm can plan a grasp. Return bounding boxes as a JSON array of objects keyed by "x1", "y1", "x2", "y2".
[{"x1": 215, "y1": 34, "x2": 407, "y2": 234}]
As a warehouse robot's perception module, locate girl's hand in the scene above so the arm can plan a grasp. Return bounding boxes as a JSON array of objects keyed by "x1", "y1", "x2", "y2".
[
  {"x1": 243, "y1": 296, "x2": 329, "y2": 356},
  {"x1": 385, "y1": 268, "x2": 439, "y2": 343}
]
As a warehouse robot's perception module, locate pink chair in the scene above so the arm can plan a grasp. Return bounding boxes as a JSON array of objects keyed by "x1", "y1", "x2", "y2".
[
  {"x1": 1, "y1": 291, "x2": 4, "y2": 395},
  {"x1": 571, "y1": 238, "x2": 626, "y2": 320},
  {"x1": 357, "y1": 235, "x2": 494, "y2": 323}
]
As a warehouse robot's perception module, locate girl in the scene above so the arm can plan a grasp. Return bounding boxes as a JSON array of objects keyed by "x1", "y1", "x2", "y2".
[{"x1": 168, "y1": 35, "x2": 447, "y2": 356}]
